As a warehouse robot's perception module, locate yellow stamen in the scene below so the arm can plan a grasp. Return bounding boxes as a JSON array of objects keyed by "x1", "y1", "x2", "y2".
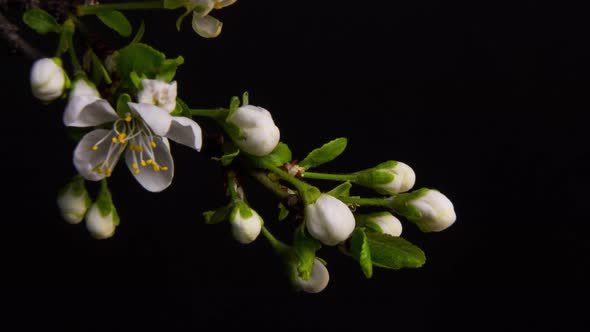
[
  {"x1": 134, "y1": 169, "x2": 140, "y2": 175},
  {"x1": 125, "y1": 115, "x2": 132, "y2": 122},
  {"x1": 91, "y1": 146, "x2": 98, "y2": 151},
  {"x1": 141, "y1": 160, "x2": 147, "y2": 167},
  {"x1": 161, "y1": 166, "x2": 169, "y2": 171},
  {"x1": 118, "y1": 133, "x2": 127, "y2": 143},
  {"x1": 132, "y1": 163, "x2": 139, "y2": 169},
  {"x1": 146, "y1": 159, "x2": 153, "y2": 165},
  {"x1": 105, "y1": 169, "x2": 112, "y2": 177},
  {"x1": 153, "y1": 164, "x2": 160, "y2": 172},
  {"x1": 214, "y1": 2, "x2": 222, "y2": 9},
  {"x1": 111, "y1": 137, "x2": 118, "y2": 144},
  {"x1": 97, "y1": 167, "x2": 104, "y2": 174},
  {"x1": 150, "y1": 141, "x2": 156, "y2": 148}
]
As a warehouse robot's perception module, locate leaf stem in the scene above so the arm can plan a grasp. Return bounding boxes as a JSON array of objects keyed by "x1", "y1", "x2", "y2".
[
  {"x1": 190, "y1": 108, "x2": 228, "y2": 120},
  {"x1": 248, "y1": 170, "x2": 292, "y2": 199},
  {"x1": 77, "y1": 1, "x2": 165, "y2": 16},
  {"x1": 336, "y1": 196, "x2": 394, "y2": 207},
  {"x1": 261, "y1": 226, "x2": 290, "y2": 253},
  {"x1": 303, "y1": 171, "x2": 356, "y2": 182}
]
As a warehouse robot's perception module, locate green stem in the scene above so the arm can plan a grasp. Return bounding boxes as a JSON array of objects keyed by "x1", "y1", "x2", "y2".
[
  {"x1": 190, "y1": 108, "x2": 228, "y2": 120},
  {"x1": 226, "y1": 170, "x2": 242, "y2": 202},
  {"x1": 248, "y1": 170, "x2": 292, "y2": 199},
  {"x1": 77, "y1": 1, "x2": 164, "y2": 16},
  {"x1": 303, "y1": 171, "x2": 356, "y2": 182},
  {"x1": 337, "y1": 196, "x2": 394, "y2": 207},
  {"x1": 65, "y1": 22, "x2": 83, "y2": 76},
  {"x1": 261, "y1": 226, "x2": 290, "y2": 253}
]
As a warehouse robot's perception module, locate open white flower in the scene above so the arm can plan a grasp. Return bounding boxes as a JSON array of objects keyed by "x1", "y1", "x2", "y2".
[
  {"x1": 65, "y1": 80, "x2": 202, "y2": 192},
  {"x1": 191, "y1": 0, "x2": 237, "y2": 38}
]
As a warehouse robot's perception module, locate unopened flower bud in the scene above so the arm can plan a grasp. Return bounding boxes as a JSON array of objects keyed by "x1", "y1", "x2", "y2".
[
  {"x1": 355, "y1": 161, "x2": 416, "y2": 194},
  {"x1": 305, "y1": 194, "x2": 355, "y2": 246},
  {"x1": 30, "y1": 58, "x2": 67, "y2": 102},
  {"x1": 230, "y1": 202, "x2": 263, "y2": 244},
  {"x1": 357, "y1": 212, "x2": 402, "y2": 237},
  {"x1": 137, "y1": 79, "x2": 177, "y2": 113},
  {"x1": 57, "y1": 177, "x2": 90, "y2": 224},
  {"x1": 228, "y1": 105, "x2": 280, "y2": 156},
  {"x1": 392, "y1": 189, "x2": 456, "y2": 232},
  {"x1": 294, "y1": 258, "x2": 329, "y2": 294},
  {"x1": 85, "y1": 181, "x2": 119, "y2": 239}
]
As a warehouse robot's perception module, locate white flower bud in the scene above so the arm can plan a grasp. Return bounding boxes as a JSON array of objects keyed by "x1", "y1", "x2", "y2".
[
  {"x1": 70, "y1": 79, "x2": 99, "y2": 98},
  {"x1": 305, "y1": 194, "x2": 355, "y2": 246},
  {"x1": 228, "y1": 105, "x2": 280, "y2": 156},
  {"x1": 294, "y1": 259, "x2": 330, "y2": 294},
  {"x1": 230, "y1": 203, "x2": 263, "y2": 244},
  {"x1": 356, "y1": 161, "x2": 415, "y2": 195},
  {"x1": 30, "y1": 58, "x2": 66, "y2": 102},
  {"x1": 363, "y1": 212, "x2": 403, "y2": 237},
  {"x1": 409, "y1": 190, "x2": 456, "y2": 232},
  {"x1": 57, "y1": 184, "x2": 90, "y2": 225},
  {"x1": 85, "y1": 203, "x2": 117, "y2": 239},
  {"x1": 137, "y1": 79, "x2": 177, "y2": 113}
]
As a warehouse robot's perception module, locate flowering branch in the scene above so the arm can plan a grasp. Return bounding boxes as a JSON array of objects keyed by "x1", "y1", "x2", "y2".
[{"x1": 8, "y1": 0, "x2": 458, "y2": 294}]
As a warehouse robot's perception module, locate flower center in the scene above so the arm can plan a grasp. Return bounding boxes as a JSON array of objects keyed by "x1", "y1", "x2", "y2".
[{"x1": 90, "y1": 114, "x2": 169, "y2": 177}]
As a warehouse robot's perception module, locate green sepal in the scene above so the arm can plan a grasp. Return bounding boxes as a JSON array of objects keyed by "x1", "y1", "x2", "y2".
[
  {"x1": 115, "y1": 43, "x2": 183, "y2": 87},
  {"x1": 293, "y1": 224, "x2": 321, "y2": 280},
  {"x1": 227, "y1": 96, "x2": 241, "y2": 120},
  {"x1": 374, "y1": 160, "x2": 399, "y2": 170},
  {"x1": 131, "y1": 20, "x2": 145, "y2": 44},
  {"x1": 217, "y1": 147, "x2": 240, "y2": 166},
  {"x1": 203, "y1": 205, "x2": 231, "y2": 224},
  {"x1": 300, "y1": 186, "x2": 321, "y2": 206},
  {"x1": 249, "y1": 142, "x2": 292, "y2": 167},
  {"x1": 242, "y1": 91, "x2": 249, "y2": 105},
  {"x1": 96, "y1": 10, "x2": 132, "y2": 37},
  {"x1": 327, "y1": 181, "x2": 352, "y2": 197},
  {"x1": 96, "y1": 180, "x2": 116, "y2": 219},
  {"x1": 299, "y1": 137, "x2": 347, "y2": 170},
  {"x1": 355, "y1": 169, "x2": 395, "y2": 186},
  {"x1": 350, "y1": 228, "x2": 373, "y2": 278},
  {"x1": 230, "y1": 201, "x2": 253, "y2": 221},
  {"x1": 55, "y1": 20, "x2": 74, "y2": 56},
  {"x1": 389, "y1": 188, "x2": 430, "y2": 219},
  {"x1": 129, "y1": 71, "x2": 144, "y2": 89},
  {"x1": 116, "y1": 93, "x2": 133, "y2": 117},
  {"x1": 22, "y1": 8, "x2": 61, "y2": 34},
  {"x1": 170, "y1": 98, "x2": 193, "y2": 118},
  {"x1": 366, "y1": 233, "x2": 426, "y2": 270},
  {"x1": 278, "y1": 203, "x2": 289, "y2": 221},
  {"x1": 164, "y1": 0, "x2": 187, "y2": 9}
]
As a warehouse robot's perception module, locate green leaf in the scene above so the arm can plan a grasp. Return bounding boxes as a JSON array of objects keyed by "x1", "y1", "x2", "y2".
[
  {"x1": 22, "y1": 9, "x2": 61, "y2": 34},
  {"x1": 299, "y1": 138, "x2": 347, "y2": 170},
  {"x1": 366, "y1": 233, "x2": 426, "y2": 270},
  {"x1": 254, "y1": 142, "x2": 292, "y2": 167},
  {"x1": 278, "y1": 203, "x2": 289, "y2": 221},
  {"x1": 115, "y1": 43, "x2": 183, "y2": 86},
  {"x1": 164, "y1": 0, "x2": 186, "y2": 9},
  {"x1": 350, "y1": 228, "x2": 373, "y2": 278},
  {"x1": 131, "y1": 20, "x2": 145, "y2": 43},
  {"x1": 327, "y1": 181, "x2": 352, "y2": 197},
  {"x1": 203, "y1": 205, "x2": 231, "y2": 224},
  {"x1": 87, "y1": 49, "x2": 112, "y2": 85},
  {"x1": 293, "y1": 224, "x2": 321, "y2": 280},
  {"x1": 96, "y1": 10, "x2": 132, "y2": 37}
]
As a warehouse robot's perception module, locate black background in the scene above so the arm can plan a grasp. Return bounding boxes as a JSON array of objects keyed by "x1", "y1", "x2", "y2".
[{"x1": 2, "y1": 1, "x2": 589, "y2": 330}]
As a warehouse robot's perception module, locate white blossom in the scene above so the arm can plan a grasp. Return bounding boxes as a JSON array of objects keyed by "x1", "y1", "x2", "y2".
[
  {"x1": 228, "y1": 105, "x2": 280, "y2": 156},
  {"x1": 230, "y1": 203, "x2": 263, "y2": 244},
  {"x1": 30, "y1": 58, "x2": 66, "y2": 101},
  {"x1": 305, "y1": 194, "x2": 355, "y2": 246},
  {"x1": 409, "y1": 190, "x2": 456, "y2": 232},
  {"x1": 191, "y1": 0, "x2": 237, "y2": 38}
]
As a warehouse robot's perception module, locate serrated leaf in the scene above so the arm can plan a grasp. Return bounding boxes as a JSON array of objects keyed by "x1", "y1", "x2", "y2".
[
  {"x1": 299, "y1": 138, "x2": 347, "y2": 170},
  {"x1": 350, "y1": 228, "x2": 373, "y2": 278},
  {"x1": 22, "y1": 8, "x2": 60, "y2": 34},
  {"x1": 96, "y1": 10, "x2": 132, "y2": 37},
  {"x1": 327, "y1": 181, "x2": 352, "y2": 197},
  {"x1": 254, "y1": 142, "x2": 292, "y2": 167},
  {"x1": 278, "y1": 203, "x2": 289, "y2": 221},
  {"x1": 203, "y1": 205, "x2": 231, "y2": 224},
  {"x1": 366, "y1": 233, "x2": 426, "y2": 270},
  {"x1": 293, "y1": 224, "x2": 321, "y2": 280}
]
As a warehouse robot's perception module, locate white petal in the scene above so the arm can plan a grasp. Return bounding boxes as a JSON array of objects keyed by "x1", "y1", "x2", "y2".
[
  {"x1": 192, "y1": 14, "x2": 222, "y2": 38},
  {"x1": 63, "y1": 96, "x2": 119, "y2": 127},
  {"x1": 191, "y1": 0, "x2": 214, "y2": 17},
  {"x1": 73, "y1": 129, "x2": 118, "y2": 181},
  {"x1": 128, "y1": 103, "x2": 173, "y2": 136},
  {"x1": 125, "y1": 136, "x2": 174, "y2": 192},
  {"x1": 70, "y1": 79, "x2": 99, "y2": 98},
  {"x1": 217, "y1": 0, "x2": 237, "y2": 8},
  {"x1": 166, "y1": 116, "x2": 202, "y2": 151}
]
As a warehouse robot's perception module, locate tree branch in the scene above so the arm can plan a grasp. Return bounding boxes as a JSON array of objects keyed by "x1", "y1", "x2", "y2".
[{"x1": 0, "y1": 10, "x2": 43, "y2": 60}]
